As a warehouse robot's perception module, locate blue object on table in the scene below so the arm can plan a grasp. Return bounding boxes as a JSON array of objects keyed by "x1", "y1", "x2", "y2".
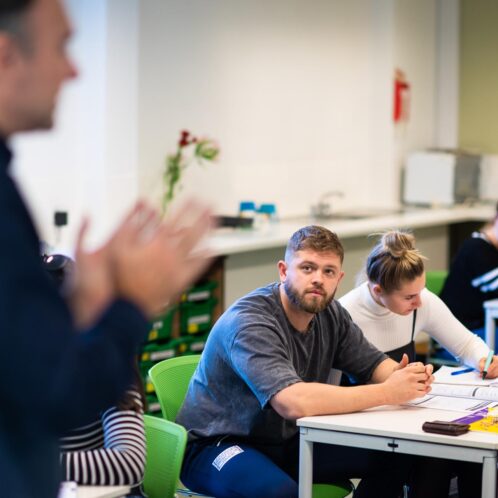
[
  {"x1": 258, "y1": 203, "x2": 277, "y2": 218},
  {"x1": 451, "y1": 367, "x2": 475, "y2": 376},
  {"x1": 239, "y1": 201, "x2": 256, "y2": 213}
]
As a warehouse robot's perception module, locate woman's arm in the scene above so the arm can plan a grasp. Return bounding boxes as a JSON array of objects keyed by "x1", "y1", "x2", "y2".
[
  {"x1": 422, "y1": 290, "x2": 491, "y2": 369},
  {"x1": 60, "y1": 392, "x2": 146, "y2": 486}
]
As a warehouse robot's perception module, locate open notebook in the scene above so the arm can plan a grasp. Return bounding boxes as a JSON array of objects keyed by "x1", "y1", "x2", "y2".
[{"x1": 405, "y1": 365, "x2": 498, "y2": 412}]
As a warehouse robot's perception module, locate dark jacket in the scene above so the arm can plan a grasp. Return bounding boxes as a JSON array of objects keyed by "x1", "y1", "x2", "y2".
[{"x1": 0, "y1": 139, "x2": 148, "y2": 498}]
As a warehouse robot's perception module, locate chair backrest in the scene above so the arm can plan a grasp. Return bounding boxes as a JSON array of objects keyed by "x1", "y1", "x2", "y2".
[
  {"x1": 149, "y1": 354, "x2": 201, "y2": 421},
  {"x1": 313, "y1": 482, "x2": 355, "y2": 498},
  {"x1": 425, "y1": 270, "x2": 448, "y2": 296},
  {"x1": 142, "y1": 414, "x2": 187, "y2": 498}
]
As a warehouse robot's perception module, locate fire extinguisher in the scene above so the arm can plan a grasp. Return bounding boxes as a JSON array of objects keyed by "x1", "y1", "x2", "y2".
[{"x1": 393, "y1": 69, "x2": 410, "y2": 123}]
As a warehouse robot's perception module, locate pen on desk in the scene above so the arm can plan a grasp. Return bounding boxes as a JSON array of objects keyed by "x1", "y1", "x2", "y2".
[
  {"x1": 451, "y1": 367, "x2": 475, "y2": 376},
  {"x1": 483, "y1": 350, "x2": 494, "y2": 380}
]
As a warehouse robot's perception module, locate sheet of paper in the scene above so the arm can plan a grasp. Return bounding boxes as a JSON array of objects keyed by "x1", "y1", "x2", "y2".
[
  {"x1": 433, "y1": 365, "x2": 498, "y2": 387},
  {"x1": 405, "y1": 394, "x2": 497, "y2": 412},
  {"x1": 58, "y1": 482, "x2": 77, "y2": 498},
  {"x1": 430, "y1": 384, "x2": 498, "y2": 401}
]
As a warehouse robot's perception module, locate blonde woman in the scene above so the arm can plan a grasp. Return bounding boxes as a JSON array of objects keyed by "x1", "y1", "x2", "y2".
[
  {"x1": 339, "y1": 230, "x2": 497, "y2": 498},
  {"x1": 339, "y1": 230, "x2": 497, "y2": 374}
]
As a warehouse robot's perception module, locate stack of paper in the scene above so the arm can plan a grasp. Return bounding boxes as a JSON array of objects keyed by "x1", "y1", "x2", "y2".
[{"x1": 405, "y1": 365, "x2": 498, "y2": 412}]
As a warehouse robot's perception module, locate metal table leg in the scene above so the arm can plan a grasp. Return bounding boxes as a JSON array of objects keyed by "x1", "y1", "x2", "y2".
[
  {"x1": 299, "y1": 428, "x2": 313, "y2": 498},
  {"x1": 482, "y1": 454, "x2": 497, "y2": 498}
]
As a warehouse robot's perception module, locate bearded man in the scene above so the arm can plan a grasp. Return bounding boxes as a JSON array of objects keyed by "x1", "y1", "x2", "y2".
[{"x1": 177, "y1": 225, "x2": 434, "y2": 498}]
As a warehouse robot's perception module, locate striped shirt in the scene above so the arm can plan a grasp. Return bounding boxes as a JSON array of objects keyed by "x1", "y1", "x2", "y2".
[{"x1": 60, "y1": 390, "x2": 146, "y2": 487}]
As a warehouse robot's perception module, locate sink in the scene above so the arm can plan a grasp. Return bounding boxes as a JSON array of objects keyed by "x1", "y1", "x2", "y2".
[
  {"x1": 312, "y1": 207, "x2": 415, "y2": 221},
  {"x1": 325, "y1": 213, "x2": 370, "y2": 220}
]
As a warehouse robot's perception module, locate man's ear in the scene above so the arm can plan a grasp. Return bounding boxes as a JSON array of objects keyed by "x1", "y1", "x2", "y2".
[
  {"x1": 277, "y1": 260, "x2": 287, "y2": 282},
  {"x1": 337, "y1": 270, "x2": 345, "y2": 285}
]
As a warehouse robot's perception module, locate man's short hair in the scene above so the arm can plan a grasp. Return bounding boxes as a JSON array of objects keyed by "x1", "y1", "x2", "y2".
[
  {"x1": 0, "y1": 0, "x2": 35, "y2": 48},
  {"x1": 285, "y1": 225, "x2": 344, "y2": 263}
]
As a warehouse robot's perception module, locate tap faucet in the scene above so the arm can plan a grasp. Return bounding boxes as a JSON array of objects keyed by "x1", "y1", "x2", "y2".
[{"x1": 311, "y1": 191, "x2": 344, "y2": 219}]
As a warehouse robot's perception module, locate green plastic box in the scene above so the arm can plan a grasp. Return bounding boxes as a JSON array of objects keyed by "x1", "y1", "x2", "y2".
[
  {"x1": 147, "y1": 306, "x2": 177, "y2": 342},
  {"x1": 175, "y1": 334, "x2": 209, "y2": 356},
  {"x1": 181, "y1": 281, "x2": 217, "y2": 303},
  {"x1": 180, "y1": 298, "x2": 217, "y2": 335},
  {"x1": 145, "y1": 395, "x2": 162, "y2": 415}
]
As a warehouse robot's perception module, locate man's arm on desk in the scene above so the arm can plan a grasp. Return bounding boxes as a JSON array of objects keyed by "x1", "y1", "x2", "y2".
[
  {"x1": 370, "y1": 353, "x2": 434, "y2": 383},
  {"x1": 271, "y1": 356, "x2": 433, "y2": 420}
]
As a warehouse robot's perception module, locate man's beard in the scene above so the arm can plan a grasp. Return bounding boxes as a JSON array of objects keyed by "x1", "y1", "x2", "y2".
[{"x1": 284, "y1": 280, "x2": 335, "y2": 314}]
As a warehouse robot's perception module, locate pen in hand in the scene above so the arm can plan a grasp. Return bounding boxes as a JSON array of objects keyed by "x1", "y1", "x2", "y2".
[{"x1": 482, "y1": 350, "x2": 494, "y2": 380}]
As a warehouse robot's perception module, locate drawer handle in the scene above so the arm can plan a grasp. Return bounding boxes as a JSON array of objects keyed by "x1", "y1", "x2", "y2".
[{"x1": 387, "y1": 442, "x2": 398, "y2": 449}]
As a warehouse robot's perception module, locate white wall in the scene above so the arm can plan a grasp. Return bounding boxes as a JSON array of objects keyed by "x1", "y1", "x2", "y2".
[
  {"x1": 435, "y1": 0, "x2": 459, "y2": 149},
  {"x1": 11, "y1": 0, "x2": 139, "y2": 252},
  {"x1": 392, "y1": 0, "x2": 438, "y2": 202},
  {"x1": 138, "y1": 0, "x2": 441, "y2": 218},
  {"x1": 8, "y1": 0, "x2": 447, "y2": 250}
]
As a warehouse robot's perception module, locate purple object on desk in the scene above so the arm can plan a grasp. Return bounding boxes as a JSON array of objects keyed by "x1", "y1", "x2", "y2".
[{"x1": 453, "y1": 409, "x2": 490, "y2": 425}]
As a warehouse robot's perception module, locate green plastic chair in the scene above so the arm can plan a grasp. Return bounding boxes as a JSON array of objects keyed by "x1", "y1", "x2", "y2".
[
  {"x1": 425, "y1": 270, "x2": 448, "y2": 296},
  {"x1": 149, "y1": 355, "x2": 353, "y2": 497},
  {"x1": 149, "y1": 354, "x2": 201, "y2": 422},
  {"x1": 143, "y1": 414, "x2": 187, "y2": 498},
  {"x1": 313, "y1": 483, "x2": 354, "y2": 498},
  {"x1": 425, "y1": 270, "x2": 458, "y2": 366}
]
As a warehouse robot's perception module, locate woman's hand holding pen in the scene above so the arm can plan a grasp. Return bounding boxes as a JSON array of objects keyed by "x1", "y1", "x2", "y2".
[{"x1": 479, "y1": 353, "x2": 498, "y2": 379}]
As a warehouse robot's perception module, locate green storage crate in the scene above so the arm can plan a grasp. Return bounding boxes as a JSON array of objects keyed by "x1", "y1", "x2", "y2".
[
  {"x1": 176, "y1": 334, "x2": 209, "y2": 356},
  {"x1": 180, "y1": 298, "x2": 217, "y2": 335},
  {"x1": 140, "y1": 340, "x2": 181, "y2": 393},
  {"x1": 181, "y1": 281, "x2": 217, "y2": 303},
  {"x1": 147, "y1": 306, "x2": 177, "y2": 342},
  {"x1": 139, "y1": 360, "x2": 155, "y2": 394},
  {"x1": 144, "y1": 373, "x2": 155, "y2": 394},
  {"x1": 141, "y1": 340, "x2": 177, "y2": 363},
  {"x1": 146, "y1": 394, "x2": 162, "y2": 415}
]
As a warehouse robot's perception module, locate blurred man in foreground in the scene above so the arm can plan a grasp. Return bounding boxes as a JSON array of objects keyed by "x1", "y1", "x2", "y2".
[{"x1": 0, "y1": 1, "x2": 212, "y2": 496}]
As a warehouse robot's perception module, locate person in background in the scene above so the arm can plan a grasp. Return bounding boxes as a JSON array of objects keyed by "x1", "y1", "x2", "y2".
[
  {"x1": 441, "y1": 201, "x2": 498, "y2": 338},
  {"x1": 177, "y1": 225, "x2": 433, "y2": 498},
  {"x1": 338, "y1": 230, "x2": 498, "y2": 372},
  {"x1": 0, "y1": 1, "x2": 212, "y2": 497},
  {"x1": 339, "y1": 229, "x2": 498, "y2": 497},
  {"x1": 59, "y1": 365, "x2": 147, "y2": 497},
  {"x1": 42, "y1": 255, "x2": 147, "y2": 497}
]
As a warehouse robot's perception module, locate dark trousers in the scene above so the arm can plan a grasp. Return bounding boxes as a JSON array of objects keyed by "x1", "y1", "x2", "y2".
[
  {"x1": 410, "y1": 456, "x2": 482, "y2": 498},
  {"x1": 181, "y1": 435, "x2": 413, "y2": 498}
]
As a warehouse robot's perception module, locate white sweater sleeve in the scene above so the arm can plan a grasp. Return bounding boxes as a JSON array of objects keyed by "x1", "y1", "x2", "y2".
[{"x1": 420, "y1": 289, "x2": 490, "y2": 367}]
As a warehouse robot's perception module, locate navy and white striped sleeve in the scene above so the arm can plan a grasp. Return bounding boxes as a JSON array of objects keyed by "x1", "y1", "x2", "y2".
[{"x1": 61, "y1": 391, "x2": 146, "y2": 486}]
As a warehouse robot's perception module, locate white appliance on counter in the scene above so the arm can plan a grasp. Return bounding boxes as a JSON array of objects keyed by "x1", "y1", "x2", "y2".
[
  {"x1": 403, "y1": 150, "x2": 481, "y2": 206},
  {"x1": 480, "y1": 154, "x2": 498, "y2": 202}
]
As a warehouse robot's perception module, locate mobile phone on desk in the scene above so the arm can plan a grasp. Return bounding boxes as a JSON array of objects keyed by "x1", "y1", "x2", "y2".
[
  {"x1": 58, "y1": 481, "x2": 77, "y2": 498},
  {"x1": 422, "y1": 420, "x2": 469, "y2": 436}
]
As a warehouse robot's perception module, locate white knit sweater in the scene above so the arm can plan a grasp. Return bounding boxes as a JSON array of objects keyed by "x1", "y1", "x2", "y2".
[{"x1": 339, "y1": 281, "x2": 490, "y2": 367}]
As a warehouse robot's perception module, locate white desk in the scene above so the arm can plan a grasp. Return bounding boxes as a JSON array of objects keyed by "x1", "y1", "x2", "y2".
[
  {"x1": 484, "y1": 299, "x2": 498, "y2": 351},
  {"x1": 298, "y1": 405, "x2": 498, "y2": 498},
  {"x1": 77, "y1": 485, "x2": 130, "y2": 498}
]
